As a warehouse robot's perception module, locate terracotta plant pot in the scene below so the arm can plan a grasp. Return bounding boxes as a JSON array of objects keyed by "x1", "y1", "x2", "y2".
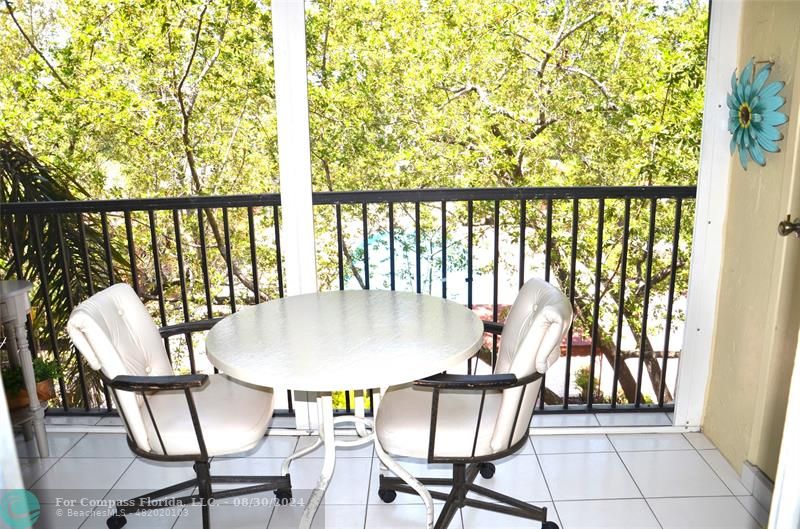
[{"x1": 6, "y1": 379, "x2": 55, "y2": 410}]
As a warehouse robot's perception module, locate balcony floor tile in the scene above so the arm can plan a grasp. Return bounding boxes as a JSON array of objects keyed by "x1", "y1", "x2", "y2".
[
  {"x1": 65, "y1": 433, "x2": 132, "y2": 458},
  {"x1": 595, "y1": 412, "x2": 672, "y2": 427},
  {"x1": 81, "y1": 506, "x2": 183, "y2": 529},
  {"x1": 461, "y1": 503, "x2": 556, "y2": 528},
  {"x1": 698, "y1": 449, "x2": 750, "y2": 495},
  {"x1": 32, "y1": 456, "x2": 133, "y2": 504},
  {"x1": 683, "y1": 432, "x2": 716, "y2": 450},
  {"x1": 37, "y1": 503, "x2": 88, "y2": 529},
  {"x1": 365, "y1": 503, "x2": 463, "y2": 529},
  {"x1": 619, "y1": 450, "x2": 731, "y2": 498},
  {"x1": 531, "y1": 414, "x2": 600, "y2": 428},
  {"x1": 269, "y1": 504, "x2": 366, "y2": 529},
  {"x1": 538, "y1": 452, "x2": 641, "y2": 501},
  {"x1": 18, "y1": 456, "x2": 59, "y2": 487},
  {"x1": 174, "y1": 503, "x2": 271, "y2": 529},
  {"x1": 15, "y1": 431, "x2": 85, "y2": 458},
  {"x1": 608, "y1": 433, "x2": 693, "y2": 452},
  {"x1": 532, "y1": 434, "x2": 614, "y2": 455},
  {"x1": 18, "y1": 426, "x2": 767, "y2": 529},
  {"x1": 648, "y1": 496, "x2": 760, "y2": 528},
  {"x1": 555, "y1": 499, "x2": 659, "y2": 529},
  {"x1": 473, "y1": 454, "x2": 550, "y2": 502}
]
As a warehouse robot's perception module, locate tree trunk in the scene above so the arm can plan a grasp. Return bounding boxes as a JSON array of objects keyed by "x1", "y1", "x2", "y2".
[{"x1": 548, "y1": 247, "x2": 640, "y2": 403}]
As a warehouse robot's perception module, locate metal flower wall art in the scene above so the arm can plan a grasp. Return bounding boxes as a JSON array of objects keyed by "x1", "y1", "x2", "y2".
[{"x1": 727, "y1": 58, "x2": 788, "y2": 170}]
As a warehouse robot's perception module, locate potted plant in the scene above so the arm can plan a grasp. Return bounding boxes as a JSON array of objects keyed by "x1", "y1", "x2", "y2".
[{"x1": 2, "y1": 358, "x2": 61, "y2": 410}]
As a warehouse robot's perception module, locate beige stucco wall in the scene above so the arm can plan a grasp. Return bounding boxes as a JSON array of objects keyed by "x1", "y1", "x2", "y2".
[{"x1": 702, "y1": 0, "x2": 800, "y2": 481}]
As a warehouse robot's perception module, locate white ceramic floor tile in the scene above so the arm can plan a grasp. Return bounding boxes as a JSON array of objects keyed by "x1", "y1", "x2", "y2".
[
  {"x1": 368, "y1": 458, "x2": 452, "y2": 505},
  {"x1": 538, "y1": 452, "x2": 640, "y2": 501},
  {"x1": 35, "y1": 502, "x2": 89, "y2": 529},
  {"x1": 45, "y1": 415, "x2": 102, "y2": 426},
  {"x1": 205, "y1": 457, "x2": 283, "y2": 504},
  {"x1": 365, "y1": 503, "x2": 463, "y2": 529},
  {"x1": 107, "y1": 459, "x2": 196, "y2": 502},
  {"x1": 555, "y1": 498, "x2": 660, "y2": 529},
  {"x1": 473, "y1": 454, "x2": 550, "y2": 502},
  {"x1": 698, "y1": 449, "x2": 749, "y2": 495},
  {"x1": 65, "y1": 434, "x2": 133, "y2": 458},
  {"x1": 295, "y1": 435, "x2": 374, "y2": 458},
  {"x1": 736, "y1": 495, "x2": 770, "y2": 527},
  {"x1": 174, "y1": 502, "x2": 272, "y2": 529},
  {"x1": 461, "y1": 503, "x2": 557, "y2": 528},
  {"x1": 269, "y1": 504, "x2": 366, "y2": 529},
  {"x1": 269, "y1": 416, "x2": 298, "y2": 429},
  {"x1": 620, "y1": 450, "x2": 730, "y2": 498},
  {"x1": 595, "y1": 413, "x2": 671, "y2": 427},
  {"x1": 519, "y1": 437, "x2": 536, "y2": 455},
  {"x1": 532, "y1": 414, "x2": 600, "y2": 428},
  {"x1": 287, "y1": 456, "x2": 373, "y2": 505},
  {"x1": 95, "y1": 416, "x2": 124, "y2": 426},
  {"x1": 683, "y1": 432, "x2": 716, "y2": 450},
  {"x1": 81, "y1": 505, "x2": 184, "y2": 529},
  {"x1": 32, "y1": 457, "x2": 133, "y2": 504},
  {"x1": 532, "y1": 434, "x2": 613, "y2": 454},
  {"x1": 648, "y1": 496, "x2": 760, "y2": 529},
  {"x1": 16, "y1": 432, "x2": 85, "y2": 458},
  {"x1": 18, "y1": 456, "x2": 59, "y2": 487},
  {"x1": 229, "y1": 435, "x2": 299, "y2": 458},
  {"x1": 608, "y1": 433, "x2": 693, "y2": 452}
]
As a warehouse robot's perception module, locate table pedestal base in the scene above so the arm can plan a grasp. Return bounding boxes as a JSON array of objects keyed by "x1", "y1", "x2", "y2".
[{"x1": 282, "y1": 393, "x2": 434, "y2": 529}]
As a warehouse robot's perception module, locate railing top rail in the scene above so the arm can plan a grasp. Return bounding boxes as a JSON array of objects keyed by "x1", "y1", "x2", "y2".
[
  {"x1": 0, "y1": 193, "x2": 283, "y2": 214},
  {"x1": 0, "y1": 185, "x2": 696, "y2": 214},
  {"x1": 313, "y1": 185, "x2": 697, "y2": 204}
]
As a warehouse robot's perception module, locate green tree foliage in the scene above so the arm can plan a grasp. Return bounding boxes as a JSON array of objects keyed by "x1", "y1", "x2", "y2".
[
  {"x1": 1, "y1": 136, "x2": 127, "y2": 407},
  {"x1": 1, "y1": 0, "x2": 707, "y2": 408}
]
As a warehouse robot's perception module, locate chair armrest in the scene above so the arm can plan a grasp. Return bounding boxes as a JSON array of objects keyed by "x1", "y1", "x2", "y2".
[
  {"x1": 414, "y1": 373, "x2": 518, "y2": 389},
  {"x1": 108, "y1": 374, "x2": 209, "y2": 392},
  {"x1": 483, "y1": 320, "x2": 504, "y2": 334},
  {"x1": 158, "y1": 318, "x2": 221, "y2": 338}
]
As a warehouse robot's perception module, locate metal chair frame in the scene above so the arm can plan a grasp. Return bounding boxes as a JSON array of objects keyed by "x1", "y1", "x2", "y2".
[
  {"x1": 378, "y1": 322, "x2": 558, "y2": 529},
  {"x1": 100, "y1": 321, "x2": 291, "y2": 529}
]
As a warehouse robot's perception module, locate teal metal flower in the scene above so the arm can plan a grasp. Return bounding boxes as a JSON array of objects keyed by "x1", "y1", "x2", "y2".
[{"x1": 727, "y1": 58, "x2": 788, "y2": 170}]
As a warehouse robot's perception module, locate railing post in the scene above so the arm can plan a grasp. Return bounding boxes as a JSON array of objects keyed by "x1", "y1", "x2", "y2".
[{"x1": 272, "y1": 0, "x2": 318, "y2": 430}]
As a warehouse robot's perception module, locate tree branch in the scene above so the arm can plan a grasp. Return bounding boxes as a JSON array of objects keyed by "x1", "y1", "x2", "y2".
[
  {"x1": 4, "y1": 0, "x2": 69, "y2": 88},
  {"x1": 439, "y1": 83, "x2": 543, "y2": 128},
  {"x1": 176, "y1": 3, "x2": 208, "y2": 110},
  {"x1": 538, "y1": 9, "x2": 599, "y2": 78},
  {"x1": 560, "y1": 66, "x2": 618, "y2": 110}
]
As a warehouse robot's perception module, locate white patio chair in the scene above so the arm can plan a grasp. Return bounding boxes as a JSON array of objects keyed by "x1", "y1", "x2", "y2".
[
  {"x1": 375, "y1": 278, "x2": 572, "y2": 529},
  {"x1": 67, "y1": 283, "x2": 290, "y2": 529}
]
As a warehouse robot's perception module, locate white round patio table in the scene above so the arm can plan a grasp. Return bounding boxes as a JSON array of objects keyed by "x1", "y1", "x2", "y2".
[{"x1": 206, "y1": 289, "x2": 484, "y2": 529}]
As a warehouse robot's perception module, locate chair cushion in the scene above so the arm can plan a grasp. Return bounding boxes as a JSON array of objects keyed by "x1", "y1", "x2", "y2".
[
  {"x1": 68, "y1": 283, "x2": 175, "y2": 452},
  {"x1": 143, "y1": 374, "x2": 274, "y2": 457},
  {"x1": 376, "y1": 383, "x2": 502, "y2": 460}
]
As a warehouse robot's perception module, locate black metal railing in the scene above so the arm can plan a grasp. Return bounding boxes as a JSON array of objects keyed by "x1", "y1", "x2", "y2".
[
  {"x1": 311, "y1": 186, "x2": 695, "y2": 413},
  {"x1": 1, "y1": 185, "x2": 695, "y2": 417},
  {"x1": 2, "y1": 194, "x2": 291, "y2": 415}
]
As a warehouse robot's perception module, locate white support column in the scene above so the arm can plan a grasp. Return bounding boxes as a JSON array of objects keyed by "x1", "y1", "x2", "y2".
[
  {"x1": 272, "y1": 0, "x2": 317, "y2": 429},
  {"x1": 0, "y1": 377, "x2": 24, "y2": 491},
  {"x1": 673, "y1": 0, "x2": 742, "y2": 429}
]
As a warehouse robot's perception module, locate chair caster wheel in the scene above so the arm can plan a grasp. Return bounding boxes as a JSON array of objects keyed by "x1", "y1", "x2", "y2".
[
  {"x1": 107, "y1": 514, "x2": 127, "y2": 529},
  {"x1": 275, "y1": 488, "x2": 292, "y2": 505},
  {"x1": 542, "y1": 521, "x2": 559, "y2": 529},
  {"x1": 479, "y1": 462, "x2": 496, "y2": 479},
  {"x1": 378, "y1": 489, "x2": 397, "y2": 503}
]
